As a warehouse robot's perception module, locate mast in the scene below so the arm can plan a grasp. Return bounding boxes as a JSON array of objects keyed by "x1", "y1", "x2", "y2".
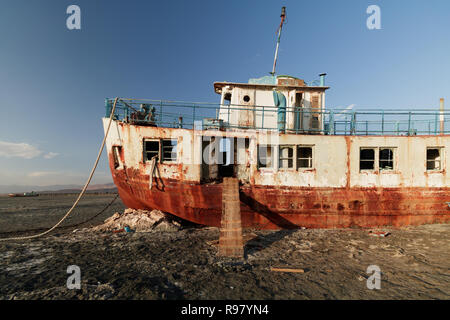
[{"x1": 270, "y1": 6, "x2": 287, "y2": 76}]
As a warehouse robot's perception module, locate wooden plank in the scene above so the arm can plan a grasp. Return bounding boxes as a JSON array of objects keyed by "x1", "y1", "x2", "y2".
[{"x1": 270, "y1": 267, "x2": 305, "y2": 273}]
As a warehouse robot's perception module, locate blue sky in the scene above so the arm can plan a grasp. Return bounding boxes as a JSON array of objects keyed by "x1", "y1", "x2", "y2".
[{"x1": 0, "y1": 0, "x2": 449, "y2": 186}]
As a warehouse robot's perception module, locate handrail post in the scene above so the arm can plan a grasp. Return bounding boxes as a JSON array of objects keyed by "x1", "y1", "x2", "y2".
[
  {"x1": 440, "y1": 98, "x2": 445, "y2": 135},
  {"x1": 159, "y1": 100, "x2": 163, "y2": 127},
  {"x1": 105, "y1": 98, "x2": 111, "y2": 118},
  {"x1": 329, "y1": 110, "x2": 334, "y2": 135},
  {"x1": 351, "y1": 112, "x2": 356, "y2": 135},
  {"x1": 407, "y1": 112, "x2": 411, "y2": 136},
  {"x1": 381, "y1": 111, "x2": 384, "y2": 135},
  {"x1": 434, "y1": 113, "x2": 438, "y2": 135},
  {"x1": 193, "y1": 103, "x2": 196, "y2": 129},
  {"x1": 262, "y1": 105, "x2": 265, "y2": 130},
  {"x1": 344, "y1": 115, "x2": 348, "y2": 135},
  {"x1": 228, "y1": 104, "x2": 231, "y2": 128}
]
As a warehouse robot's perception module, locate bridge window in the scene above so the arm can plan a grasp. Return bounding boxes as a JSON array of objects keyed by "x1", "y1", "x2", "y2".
[
  {"x1": 427, "y1": 147, "x2": 442, "y2": 171},
  {"x1": 144, "y1": 139, "x2": 159, "y2": 162},
  {"x1": 297, "y1": 146, "x2": 313, "y2": 169},
  {"x1": 360, "y1": 148, "x2": 375, "y2": 171},
  {"x1": 162, "y1": 139, "x2": 177, "y2": 162},
  {"x1": 379, "y1": 148, "x2": 395, "y2": 170},
  {"x1": 279, "y1": 145, "x2": 294, "y2": 169},
  {"x1": 258, "y1": 145, "x2": 274, "y2": 168}
]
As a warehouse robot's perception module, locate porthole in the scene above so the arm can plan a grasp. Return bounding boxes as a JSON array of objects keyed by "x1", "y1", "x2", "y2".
[{"x1": 243, "y1": 95, "x2": 250, "y2": 103}]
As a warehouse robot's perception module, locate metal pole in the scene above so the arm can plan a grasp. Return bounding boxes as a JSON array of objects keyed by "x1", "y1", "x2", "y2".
[
  {"x1": 440, "y1": 98, "x2": 445, "y2": 135},
  {"x1": 351, "y1": 112, "x2": 356, "y2": 135},
  {"x1": 435, "y1": 113, "x2": 438, "y2": 135},
  {"x1": 270, "y1": 7, "x2": 286, "y2": 76},
  {"x1": 329, "y1": 110, "x2": 334, "y2": 135},
  {"x1": 193, "y1": 104, "x2": 196, "y2": 129},
  {"x1": 159, "y1": 100, "x2": 163, "y2": 127},
  {"x1": 408, "y1": 112, "x2": 411, "y2": 136},
  {"x1": 262, "y1": 106, "x2": 265, "y2": 129}
]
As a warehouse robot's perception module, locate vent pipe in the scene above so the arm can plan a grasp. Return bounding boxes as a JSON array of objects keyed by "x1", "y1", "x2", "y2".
[{"x1": 319, "y1": 73, "x2": 327, "y2": 86}]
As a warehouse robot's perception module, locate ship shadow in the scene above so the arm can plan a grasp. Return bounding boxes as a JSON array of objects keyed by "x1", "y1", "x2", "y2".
[
  {"x1": 239, "y1": 193, "x2": 299, "y2": 257},
  {"x1": 244, "y1": 229, "x2": 297, "y2": 257}
]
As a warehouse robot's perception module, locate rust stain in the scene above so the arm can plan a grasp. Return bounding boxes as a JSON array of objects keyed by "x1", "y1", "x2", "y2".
[
  {"x1": 345, "y1": 136, "x2": 351, "y2": 189},
  {"x1": 107, "y1": 151, "x2": 450, "y2": 230}
]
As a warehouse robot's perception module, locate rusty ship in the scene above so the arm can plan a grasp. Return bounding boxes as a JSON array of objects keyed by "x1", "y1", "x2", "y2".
[{"x1": 102, "y1": 8, "x2": 450, "y2": 230}]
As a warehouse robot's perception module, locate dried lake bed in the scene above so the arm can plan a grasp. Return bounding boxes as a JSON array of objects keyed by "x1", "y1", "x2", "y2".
[{"x1": 0, "y1": 194, "x2": 449, "y2": 300}]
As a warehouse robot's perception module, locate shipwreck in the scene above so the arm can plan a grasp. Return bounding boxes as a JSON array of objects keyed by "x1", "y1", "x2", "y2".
[{"x1": 102, "y1": 8, "x2": 449, "y2": 229}]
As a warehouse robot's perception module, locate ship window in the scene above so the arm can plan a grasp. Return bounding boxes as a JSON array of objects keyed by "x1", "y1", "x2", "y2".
[
  {"x1": 427, "y1": 148, "x2": 442, "y2": 171},
  {"x1": 311, "y1": 95, "x2": 320, "y2": 109},
  {"x1": 243, "y1": 95, "x2": 251, "y2": 103},
  {"x1": 162, "y1": 139, "x2": 177, "y2": 162},
  {"x1": 297, "y1": 146, "x2": 313, "y2": 169},
  {"x1": 144, "y1": 139, "x2": 159, "y2": 162},
  {"x1": 279, "y1": 145, "x2": 294, "y2": 169},
  {"x1": 360, "y1": 148, "x2": 375, "y2": 171},
  {"x1": 379, "y1": 148, "x2": 395, "y2": 170},
  {"x1": 258, "y1": 145, "x2": 274, "y2": 168}
]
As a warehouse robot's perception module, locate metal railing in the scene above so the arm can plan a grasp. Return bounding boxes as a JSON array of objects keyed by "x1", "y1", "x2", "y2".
[{"x1": 105, "y1": 98, "x2": 450, "y2": 136}]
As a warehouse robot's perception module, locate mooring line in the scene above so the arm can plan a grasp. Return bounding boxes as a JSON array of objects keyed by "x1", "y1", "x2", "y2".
[{"x1": 0, "y1": 97, "x2": 119, "y2": 241}]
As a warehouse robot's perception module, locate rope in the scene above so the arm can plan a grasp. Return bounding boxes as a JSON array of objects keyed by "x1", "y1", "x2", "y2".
[
  {"x1": 0, "y1": 97, "x2": 119, "y2": 241},
  {"x1": 149, "y1": 155, "x2": 157, "y2": 190}
]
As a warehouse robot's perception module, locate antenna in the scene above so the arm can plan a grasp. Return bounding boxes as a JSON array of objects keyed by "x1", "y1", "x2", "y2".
[{"x1": 270, "y1": 6, "x2": 286, "y2": 76}]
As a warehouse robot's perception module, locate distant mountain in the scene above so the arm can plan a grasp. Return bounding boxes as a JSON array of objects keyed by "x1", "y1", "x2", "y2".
[
  {"x1": 0, "y1": 183, "x2": 116, "y2": 194},
  {"x1": 86, "y1": 183, "x2": 116, "y2": 190}
]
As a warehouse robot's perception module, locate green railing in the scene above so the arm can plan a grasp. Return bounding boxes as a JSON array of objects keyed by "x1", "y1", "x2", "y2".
[{"x1": 105, "y1": 98, "x2": 450, "y2": 136}]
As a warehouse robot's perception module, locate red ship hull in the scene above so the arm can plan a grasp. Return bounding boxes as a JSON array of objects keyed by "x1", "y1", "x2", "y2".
[{"x1": 111, "y1": 166, "x2": 450, "y2": 230}]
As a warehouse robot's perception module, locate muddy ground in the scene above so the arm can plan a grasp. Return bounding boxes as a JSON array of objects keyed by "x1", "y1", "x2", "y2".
[
  {"x1": 0, "y1": 193, "x2": 125, "y2": 234},
  {"x1": 0, "y1": 194, "x2": 449, "y2": 300}
]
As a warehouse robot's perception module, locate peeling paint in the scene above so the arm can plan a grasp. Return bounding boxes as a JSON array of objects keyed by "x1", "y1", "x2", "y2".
[{"x1": 103, "y1": 118, "x2": 450, "y2": 229}]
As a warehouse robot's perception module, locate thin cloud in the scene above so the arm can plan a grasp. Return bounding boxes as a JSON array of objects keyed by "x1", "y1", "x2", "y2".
[
  {"x1": 334, "y1": 104, "x2": 356, "y2": 120},
  {"x1": 28, "y1": 171, "x2": 87, "y2": 178},
  {"x1": 0, "y1": 141, "x2": 43, "y2": 159},
  {"x1": 44, "y1": 152, "x2": 59, "y2": 159},
  {"x1": 28, "y1": 171, "x2": 60, "y2": 177},
  {"x1": 0, "y1": 140, "x2": 58, "y2": 160}
]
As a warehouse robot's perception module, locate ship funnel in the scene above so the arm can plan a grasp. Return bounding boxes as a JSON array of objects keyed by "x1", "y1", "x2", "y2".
[{"x1": 319, "y1": 73, "x2": 327, "y2": 86}]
